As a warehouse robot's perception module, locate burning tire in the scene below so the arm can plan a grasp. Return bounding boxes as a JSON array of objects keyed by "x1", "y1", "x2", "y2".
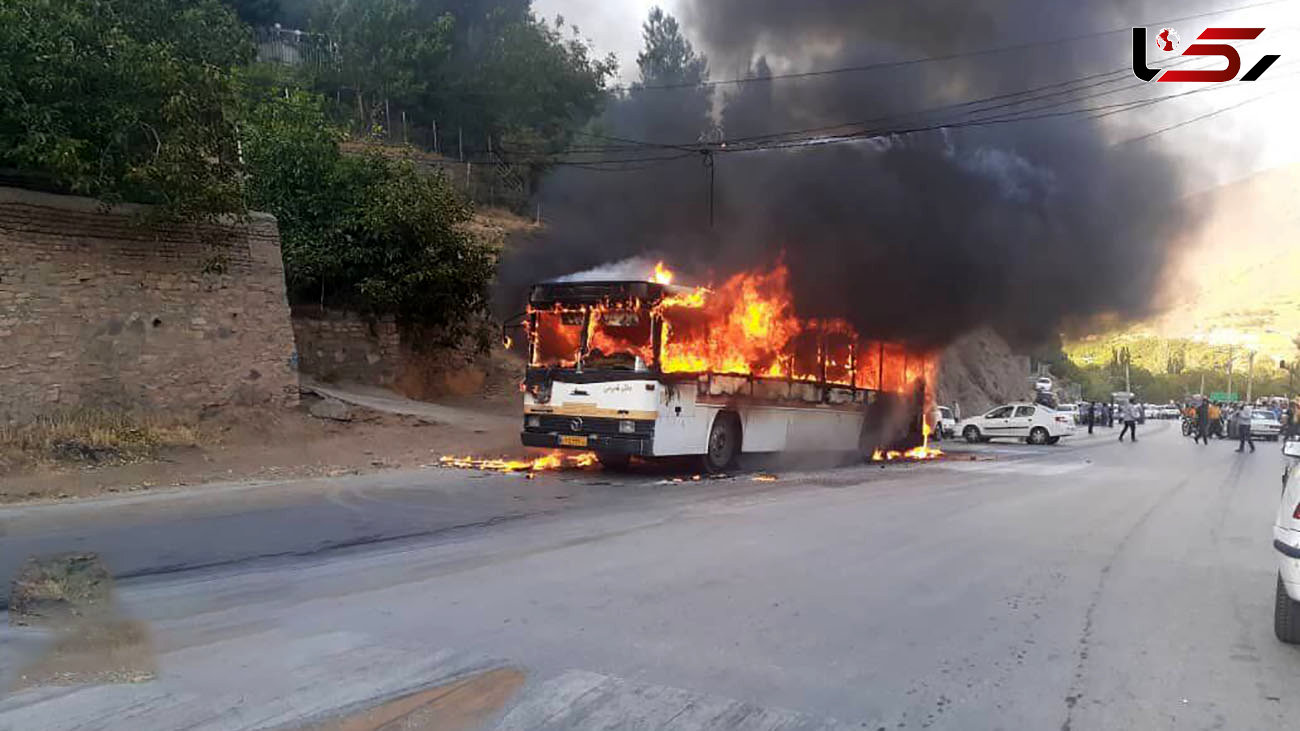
[{"x1": 702, "y1": 412, "x2": 741, "y2": 473}]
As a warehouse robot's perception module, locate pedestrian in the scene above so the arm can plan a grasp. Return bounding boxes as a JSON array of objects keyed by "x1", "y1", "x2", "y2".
[
  {"x1": 1194, "y1": 397, "x2": 1210, "y2": 445},
  {"x1": 1208, "y1": 401, "x2": 1222, "y2": 438},
  {"x1": 1118, "y1": 397, "x2": 1139, "y2": 442},
  {"x1": 1235, "y1": 402, "x2": 1256, "y2": 453},
  {"x1": 1085, "y1": 401, "x2": 1095, "y2": 435}
]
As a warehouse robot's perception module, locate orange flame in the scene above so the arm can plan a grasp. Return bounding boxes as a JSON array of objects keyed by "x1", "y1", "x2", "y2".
[
  {"x1": 439, "y1": 451, "x2": 598, "y2": 473},
  {"x1": 527, "y1": 260, "x2": 937, "y2": 397},
  {"x1": 872, "y1": 422, "x2": 944, "y2": 462},
  {"x1": 652, "y1": 261, "x2": 674, "y2": 285}
]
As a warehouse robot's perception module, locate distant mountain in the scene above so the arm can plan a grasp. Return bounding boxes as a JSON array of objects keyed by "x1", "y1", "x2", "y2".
[{"x1": 1067, "y1": 162, "x2": 1300, "y2": 370}]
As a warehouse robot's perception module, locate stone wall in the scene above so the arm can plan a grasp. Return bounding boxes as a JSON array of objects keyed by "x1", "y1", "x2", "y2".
[
  {"x1": 0, "y1": 187, "x2": 298, "y2": 423},
  {"x1": 291, "y1": 308, "x2": 490, "y2": 399},
  {"x1": 290, "y1": 308, "x2": 403, "y2": 386}
]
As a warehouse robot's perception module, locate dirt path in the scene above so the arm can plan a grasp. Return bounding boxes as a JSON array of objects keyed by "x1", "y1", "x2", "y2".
[{"x1": 0, "y1": 385, "x2": 524, "y2": 506}]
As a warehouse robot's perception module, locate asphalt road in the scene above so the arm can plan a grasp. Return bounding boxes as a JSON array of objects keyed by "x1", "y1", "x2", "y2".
[{"x1": 2, "y1": 421, "x2": 1298, "y2": 730}]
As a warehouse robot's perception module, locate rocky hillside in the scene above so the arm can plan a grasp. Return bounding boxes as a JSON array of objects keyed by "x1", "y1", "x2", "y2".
[{"x1": 936, "y1": 328, "x2": 1033, "y2": 417}]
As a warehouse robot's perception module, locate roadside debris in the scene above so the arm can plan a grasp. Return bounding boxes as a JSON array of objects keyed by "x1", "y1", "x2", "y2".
[{"x1": 309, "y1": 397, "x2": 354, "y2": 422}]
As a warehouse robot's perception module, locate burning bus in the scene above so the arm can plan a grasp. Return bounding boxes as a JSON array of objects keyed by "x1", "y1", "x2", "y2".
[{"x1": 519, "y1": 263, "x2": 938, "y2": 471}]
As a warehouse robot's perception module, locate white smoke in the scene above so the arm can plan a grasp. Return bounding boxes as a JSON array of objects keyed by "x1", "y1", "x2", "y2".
[{"x1": 549, "y1": 256, "x2": 661, "y2": 283}]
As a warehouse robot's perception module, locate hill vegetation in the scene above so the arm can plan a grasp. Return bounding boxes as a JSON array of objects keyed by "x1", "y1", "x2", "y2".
[
  {"x1": 0, "y1": 0, "x2": 616, "y2": 344},
  {"x1": 1059, "y1": 164, "x2": 1300, "y2": 403}
]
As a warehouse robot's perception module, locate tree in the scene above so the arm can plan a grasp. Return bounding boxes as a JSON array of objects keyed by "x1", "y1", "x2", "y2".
[
  {"x1": 0, "y1": 0, "x2": 252, "y2": 219},
  {"x1": 224, "y1": 0, "x2": 280, "y2": 25},
  {"x1": 308, "y1": 3, "x2": 614, "y2": 158},
  {"x1": 635, "y1": 6, "x2": 708, "y2": 87},
  {"x1": 312, "y1": 0, "x2": 455, "y2": 131},
  {"x1": 241, "y1": 89, "x2": 496, "y2": 344}
]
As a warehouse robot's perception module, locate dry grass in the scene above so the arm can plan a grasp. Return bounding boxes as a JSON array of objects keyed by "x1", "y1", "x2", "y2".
[{"x1": 0, "y1": 410, "x2": 200, "y2": 473}]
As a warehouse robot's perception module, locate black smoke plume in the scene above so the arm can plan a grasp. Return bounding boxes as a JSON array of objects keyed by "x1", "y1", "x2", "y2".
[{"x1": 499, "y1": 0, "x2": 1212, "y2": 348}]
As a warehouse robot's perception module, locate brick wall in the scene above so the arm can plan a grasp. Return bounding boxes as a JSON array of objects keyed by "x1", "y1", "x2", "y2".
[{"x1": 0, "y1": 187, "x2": 298, "y2": 423}]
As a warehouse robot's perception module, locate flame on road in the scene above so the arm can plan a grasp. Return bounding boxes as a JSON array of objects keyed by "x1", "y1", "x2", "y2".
[
  {"x1": 439, "y1": 451, "x2": 598, "y2": 473},
  {"x1": 872, "y1": 423, "x2": 944, "y2": 462}
]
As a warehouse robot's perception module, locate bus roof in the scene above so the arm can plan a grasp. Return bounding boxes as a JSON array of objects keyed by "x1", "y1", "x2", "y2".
[{"x1": 528, "y1": 280, "x2": 701, "y2": 307}]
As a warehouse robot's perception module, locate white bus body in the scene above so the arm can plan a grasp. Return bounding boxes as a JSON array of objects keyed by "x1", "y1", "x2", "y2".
[
  {"x1": 524, "y1": 375, "x2": 867, "y2": 458},
  {"x1": 519, "y1": 280, "x2": 928, "y2": 469}
]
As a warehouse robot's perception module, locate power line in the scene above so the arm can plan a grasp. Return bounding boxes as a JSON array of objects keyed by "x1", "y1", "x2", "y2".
[
  {"x1": 709, "y1": 71, "x2": 1299, "y2": 155},
  {"x1": 1121, "y1": 89, "x2": 1283, "y2": 143},
  {"x1": 619, "y1": 0, "x2": 1289, "y2": 93}
]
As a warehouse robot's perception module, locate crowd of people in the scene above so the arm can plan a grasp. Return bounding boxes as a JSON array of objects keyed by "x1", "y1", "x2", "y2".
[
  {"x1": 1079, "y1": 399, "x2": 1144, "y2": 442},
  {"x1": 1076, "y1": 396, "x2": 1300, "y2": 451}
]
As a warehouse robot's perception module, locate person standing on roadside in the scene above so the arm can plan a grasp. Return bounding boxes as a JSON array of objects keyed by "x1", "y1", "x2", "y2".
[
  {"x1": 1118, "y1": 397, "x2": 1139, "y2": 442},
  {"x1": 1194, "y1": 397, "x2": 1210, "y2": 445},
  {"x1": 1085, "y1": 401, "x2": 1095, "y2": 435},
  {"x1": 1235, "y1": 402, "x2": 1256, "y2": 453},
  {"x1": 1208, "y1": 401, "x2": 1222, "y2": 438}
]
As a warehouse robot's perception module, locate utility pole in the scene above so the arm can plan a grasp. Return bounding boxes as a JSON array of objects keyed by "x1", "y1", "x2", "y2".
[
  {"x1": 1226, "y1": 345, "x2": 1235, "y2": 399},
  {"x1": 1246, "y1": 350, "x2": 1256, "y2": 403},
  {"x1": 1125, "y1": 359, "x2": 1131, "y2": 394},
  {"x1": 1200, "y1": 372, "x2": 1206, "y2": 396}
]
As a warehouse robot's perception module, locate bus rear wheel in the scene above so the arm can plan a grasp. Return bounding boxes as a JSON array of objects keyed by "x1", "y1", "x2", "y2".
[{"x1": 702, "y1": 413, "x2": 741, "y2": 474}]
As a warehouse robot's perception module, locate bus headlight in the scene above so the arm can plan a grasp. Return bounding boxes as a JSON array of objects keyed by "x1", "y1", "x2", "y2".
[
  {"x1": 526, "y1": 415, "x2": 541, "y2": 428},
  {"x1": 619, "y1": 420, "x2": 636, "y2": 434}
]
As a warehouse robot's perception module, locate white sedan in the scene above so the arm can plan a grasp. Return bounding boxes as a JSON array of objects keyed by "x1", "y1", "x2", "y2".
[
  {"x1": 1254, "y1": 411, "x2": 1284, "y2": 440},
  {"x1": 1274, "y1": 438, "x2": 1300, "y2": 643},
  {"x1": 959, "y1": 402, "x2": 1076, "y2": 445}
]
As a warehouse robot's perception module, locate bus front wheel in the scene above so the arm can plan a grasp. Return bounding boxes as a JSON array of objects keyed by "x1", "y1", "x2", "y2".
[{"x1": 702, "y1": 413, "x2": 741, "y2": 474}]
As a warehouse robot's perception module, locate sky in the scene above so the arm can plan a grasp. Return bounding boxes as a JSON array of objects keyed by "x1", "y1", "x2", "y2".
[{"x1": 532, "y1": 0, "x2": 1300, "y2": 185}]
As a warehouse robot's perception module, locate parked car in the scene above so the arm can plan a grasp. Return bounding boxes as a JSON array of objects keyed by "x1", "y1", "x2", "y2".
[
  {"x1": 1227, "y1": 409, "x2": 1284, "y2": 441},
  {"x1": 1057, "y1": 403, "x2": 1080, "y2": 425},
  {"x1": 1253, "y1": 410, "x2": 1285, "y2": 440},
  {"x1": 1273, "y1": 437, "x2": 1300, "y2": 642},
  {"x1": 959, "y1": 403, "x2": 1075, "y2": 445},
  {"x1": 1159, "y1": 405, "x2": 1181, "y2": 419},
  {"x1": 932, "y1": 406, "x2": 957, "y2": 439},
  {"x1": 1143, "y1": 404, "x2": 1161, "y2": 420},
  {"x1": 1034, "y1": 376, "x2": 1053, "y2": 392}
]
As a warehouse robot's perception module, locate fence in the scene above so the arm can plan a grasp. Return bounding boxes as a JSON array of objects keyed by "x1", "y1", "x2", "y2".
[
  {"x1": 253, "y1": 27, "x2": 532, "y2": 212},
  {"x1": 253, "y1": 26, "x2": 335, "y2": 69}
]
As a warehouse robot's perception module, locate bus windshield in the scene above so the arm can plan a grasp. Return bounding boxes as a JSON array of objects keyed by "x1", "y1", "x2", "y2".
[
  {"x1": 530, "y1": 307, "x2": 655, "y2": 371},
  {"x1": 587, "y1": 308, "x2": 654, "y2": 370}
]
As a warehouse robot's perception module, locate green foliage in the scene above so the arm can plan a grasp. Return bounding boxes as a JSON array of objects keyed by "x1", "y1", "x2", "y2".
[
  {"x1": 242, "y1": 90, "x2": 496, "y2": 342},
  {"x1": 636, "y1": 6, "x2": 708, "y2": 86},
  {"x1": 307, "y1": 2, "x2": 615, "y2": 158},
  {"x1": 313, "y1": 0, "x2": 454, "y2": 116},
  {"x1": 0, "y1": 0, "x2": 252, "y2": 219},
  {"x1": 1061, "y1": 333, "x2": 1298, "y2": 402},
  {"x1": 224, "y1": 0, "x2": 280, "y2": 25}
]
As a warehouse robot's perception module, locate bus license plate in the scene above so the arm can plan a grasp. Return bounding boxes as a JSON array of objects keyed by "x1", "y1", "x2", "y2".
[{"x1": 559, "y1": 435, "x2": 588, "y2": 447}]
